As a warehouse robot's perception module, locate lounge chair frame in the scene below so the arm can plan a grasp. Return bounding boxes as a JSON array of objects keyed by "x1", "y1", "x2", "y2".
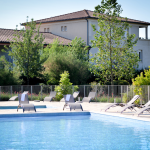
[
  {"x1": 43, "y1": 91, "x2": 56, "y2": 102},
  {"x1": 63, "y1": 94, "x2": 83, "y2": 111},
  {"x1": 76, "y1": 91, "x2": 96, "y2": 103},
  {"x1": 17, "y1": 94, "x2": 36, "y2": 112},
  {"x1": 101, "y1": 95, "x2": 140, "y2": 112}
]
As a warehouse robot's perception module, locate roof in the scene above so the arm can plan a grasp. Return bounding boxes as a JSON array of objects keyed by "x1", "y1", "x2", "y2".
[
  {"x1": 0, "y1": 28, "x2": 71, "y2": 45},
  {"x1": 28, "y1": 9, "x2": 150, "y2": 25}
]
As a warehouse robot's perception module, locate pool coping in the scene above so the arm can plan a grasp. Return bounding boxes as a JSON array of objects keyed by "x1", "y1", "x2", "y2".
[
  {"x1": 0, "y1": 111, "x2": 91, "y2": 118},
  {"x1": 93, "y1": 111, "x2": 150, "y2": 122},
  {"x1": 0, "y1": 105, "x2": 47, "y2": 109}
]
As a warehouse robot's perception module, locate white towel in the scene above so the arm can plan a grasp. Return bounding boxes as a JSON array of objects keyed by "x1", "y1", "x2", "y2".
[
  {"x1": 66, "y1": 94, "x2": 71, "y2": 101},
  {"x1": 21, "y1": 94, "x2": 25, "y2": 101}
]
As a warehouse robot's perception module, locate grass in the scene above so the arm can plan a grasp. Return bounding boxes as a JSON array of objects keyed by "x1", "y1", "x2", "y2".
[
  {"x1": 0, "y1": 92, "x2": 17, "y2": 101},
  {"x1": 0, "y1": 92, "x2": 122, "y2": 103},
  {"x1": 0, "y1": 92, "x2": 50, "y2": 101},
  {"x1": 91, "y1": 95, "x2": 122, "y2": 103}
]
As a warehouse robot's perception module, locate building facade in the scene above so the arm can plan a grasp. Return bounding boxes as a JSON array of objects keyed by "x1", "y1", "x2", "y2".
[
  {"x1": 31, "y1": 9, "x2": 150, "y2": 70},
  {"x1": 1, "y1": 9, "x2": 150, "y2": 70}
]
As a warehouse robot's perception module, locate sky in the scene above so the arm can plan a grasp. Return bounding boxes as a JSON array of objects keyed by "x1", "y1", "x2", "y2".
[{"x1": 0, "y1": 0, "x2": 150, "y2": 38}]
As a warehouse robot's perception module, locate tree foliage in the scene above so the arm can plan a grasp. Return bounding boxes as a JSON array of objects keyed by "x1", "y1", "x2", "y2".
[
  {"x1": 42, "y1": 37, "x2": 89, "y2": 62},
  {"x1": 54, "y1": 71, "x2": 73, "y2": 100},
  {"x1": 132, "y1": 67, "x2": 150, "y2": 102},
  {"x1": 90, "y1": 0, "x2": 139, "y2": 85},
  {"x1": 0, "y1": 56, "x2": 22, "y2": 85},
  {"x1": 43, "y1": 38, "x2": 91, "y2": 85},
  {"x1": 4, "y1": 19, "x2": 45, "y2": 85},
  {"x1": 44, "y1": 52, "x2": 90, "y2": 85}
]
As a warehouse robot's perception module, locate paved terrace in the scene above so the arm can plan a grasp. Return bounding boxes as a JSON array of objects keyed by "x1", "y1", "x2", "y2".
[{"x1": 0, "y1": 101, "x2": 150, "y2": 122}]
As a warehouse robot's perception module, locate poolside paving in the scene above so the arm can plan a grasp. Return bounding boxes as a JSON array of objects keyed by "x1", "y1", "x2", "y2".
[{"x1": 0, "y1": 101, "x2": 150, "y2": 122}]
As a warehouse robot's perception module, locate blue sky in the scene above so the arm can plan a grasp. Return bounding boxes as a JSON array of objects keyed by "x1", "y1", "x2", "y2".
[{"x1": 0, "y1": 0, "x2": 150, "y2": 38}]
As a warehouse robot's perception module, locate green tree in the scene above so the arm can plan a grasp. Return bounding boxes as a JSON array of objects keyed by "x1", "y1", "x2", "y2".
[
  {"x1": 41, "y1": 38, "x2": 68, "y2": 62},
  {"x1": 55, "y1": 71, "x2": 73, "y2": 100},
  {"x1": 0, "y1": 56, "x2": 22, "y2": 85},
  {"x1": 69, "y1": 37, "x2": 89, "y2": 61},
  {"x1": 44, "y1": 52, "x2": 90, "y2": 85},
  {"x1": 90, "y1": 0, "x2": 139, "y2": 85},
  {"x1": 132, "y1": 67, "x2": 150, "y2": 102},
  {"x1": 43, "y1": 38, "x2": 91, "y2": 85},
  {"x1": 4, "y1": 19, "x2": 45, "y2": 85},
  {"x1": 42, "y1": 37, "x2": 89, "y2": 62}
]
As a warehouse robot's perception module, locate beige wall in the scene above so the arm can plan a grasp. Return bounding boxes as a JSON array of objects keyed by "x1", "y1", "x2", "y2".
[
  {"x1": 135, "y1": 39, "x2": 150, "y2": 70},
  {"x1": 36, "y1": 19, "x2": 87, "y2": 44},
  {"x1": 33, "y1": 19, "x2": 150, "y2": 70},
  {"x1": 129, "y1": 24, "x2": 150, "y2": 70}
]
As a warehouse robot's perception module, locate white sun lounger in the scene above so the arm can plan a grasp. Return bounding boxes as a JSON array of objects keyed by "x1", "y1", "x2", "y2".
[
  {"x1": 17, "y1": 93, "x2": 36, "y2": 112},
  {"x1": 101, "y1": 95, "x2": 140, "y2": 112},
  {"x1": 76, "y1": 92, "x2": 96, "y2": 103},
  {"x1": 43, "y1": 91, "x2": 56, "y2": 102},
  {"x1": 9, "y1": 96, "x2": 18, "y2": 101},
  {"x1": 9, "y1": 91, "x2": 29, "y2": 101},
  {"x1": 63, "y1": 94, "x2": 83, "y2": 111},
  {"x1": 134, "y1": 100, "x2": 150, "y2": 116},
  {"x1": 68, "y1": 103, "x2": 83, "y2": 111},
  {"x1": 60, "y1": 91, "x2": 80, "y2": 102}
]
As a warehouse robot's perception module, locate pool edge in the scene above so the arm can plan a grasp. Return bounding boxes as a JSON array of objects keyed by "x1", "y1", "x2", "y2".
[{"x1": 0, "y1": 111, "x2": 91, "y2": 118}]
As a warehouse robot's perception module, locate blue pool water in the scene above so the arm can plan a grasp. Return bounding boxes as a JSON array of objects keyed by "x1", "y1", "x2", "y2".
[{"x1": 0, "y1": 113, "x2": 150, "y2": 150}]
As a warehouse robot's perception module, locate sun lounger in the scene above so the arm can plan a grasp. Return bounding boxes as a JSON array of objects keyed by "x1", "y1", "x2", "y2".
[
  {"x1": 22, "y1": 104, "x2": 36, "y2": 112},
  {"x1": 9, "y1": 96, "x2": 18, "y2": 101},
  {"x1": 101, "y1": 95, "x2": 140, "y2": 112},
  {"x1": 60, "y1": 91, "x2": 80, "y2": 102},
  {"x1": 68, "y1": 103, "x2": 83, "y2": 111},
  {"x1": 134, "y1": 106, "x2": 150, "y2": 116},
  {"x1": 119, "y1": 104, "x2": 136, "y2": 113},
  {"x1": 117, "y1": 95, "x2": 140, "y2": 113},
  {"x1": 63, "y1": 94, "x2": 83, "y2": 111},
  {"x1": 9, "y1": 91, "x2": 29, "y2": 101},
  {"x1": 17, "y1": 93, "x2": 36, "y2": 112},
  {"x1": 43, "y1": 91, "x2": 56, "y2": 102},
  {"x1": 76, "y1": 92, "x2": 96, "y2": 103},
  {"x1": 134, "y1": 100, "x2": 150, "y2": 116}
]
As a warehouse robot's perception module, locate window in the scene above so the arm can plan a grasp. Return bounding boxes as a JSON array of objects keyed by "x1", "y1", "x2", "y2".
[
  {"x1": 64, "y1": 26, "x2": 67, "y2": 31},
  {"x1": 61, "y1": 26, "x2": 64, "y2": 31},
  {"x1": 139, "y1": 50, "x2": 142, "y2": 61},
  {"x1": 139, "y1": 26, "x2": 148, "y2": 39},
  {"x1": 47, "y1": 28, "x2": 49, "y2": 32},
  {"x1": 44, "y1": 28, "x2": 46, "y2": 32},
  {"x1": 61, "y1": 26, "x2": 67, "y2": 32}
]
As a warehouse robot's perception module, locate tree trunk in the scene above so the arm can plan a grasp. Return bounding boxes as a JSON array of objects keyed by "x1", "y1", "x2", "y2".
[
  {"x1": 110, "y1": 22, "x2": 114, "y2": 98},
  {"x1": 27, "y1": 49, "x2": 29, "y2": 85},
  {"x1": 110, "y1": 24, "x2": 113, "y2": 85}
]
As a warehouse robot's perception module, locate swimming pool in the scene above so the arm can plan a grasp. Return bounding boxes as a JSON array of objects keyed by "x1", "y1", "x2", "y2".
[
  {"x1": 0, "y1": 113, "x2": 150, "y2": 150},
  {"x1": 0, "y1": 105, "x2": 47, "y2": 109}
]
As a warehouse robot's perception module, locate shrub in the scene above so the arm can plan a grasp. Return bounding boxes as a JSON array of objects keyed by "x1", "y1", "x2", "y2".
[
  {"x1": 122, "y1": 93, "x2": 128, "y2": 103},
  {"x1": 0, "y1": 69, "x2": 22, "y2": 86},
  {"x1": 106, "y1": 80, "x2": 129, "y2": 85},
  {"x1": 100, "y1": 96, "x2": 108, "y2": 102},
  {"x1": 44, "y1": 52, "x2": 90, "y2": 85},
  {"x1": 55, "y1": 71, "x2": 78, "y2": 100},
  {"x1": 132, "y1": 67, "x2": 150, "y2": 103},
  {"x1": 122, "y1": 85, "x2": 136, "y2": 103},
  {"x1": 108, "y1": 97, "x2": 114, "y2": 103},
  {"x1": 115, "y1": 97, "x2": 122, "y2": 103},
  {"x1": 134, "y1": 99, "x2": 140, "y2": 105}
]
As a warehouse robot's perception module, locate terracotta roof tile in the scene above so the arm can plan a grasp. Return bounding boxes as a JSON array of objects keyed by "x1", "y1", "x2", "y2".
[
  {"x1": 28, "y1": 9, "x2": 150, "y2": 25},
  {"x1": 0, "y1": 28, "x2": 71, "y2": 45}
]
